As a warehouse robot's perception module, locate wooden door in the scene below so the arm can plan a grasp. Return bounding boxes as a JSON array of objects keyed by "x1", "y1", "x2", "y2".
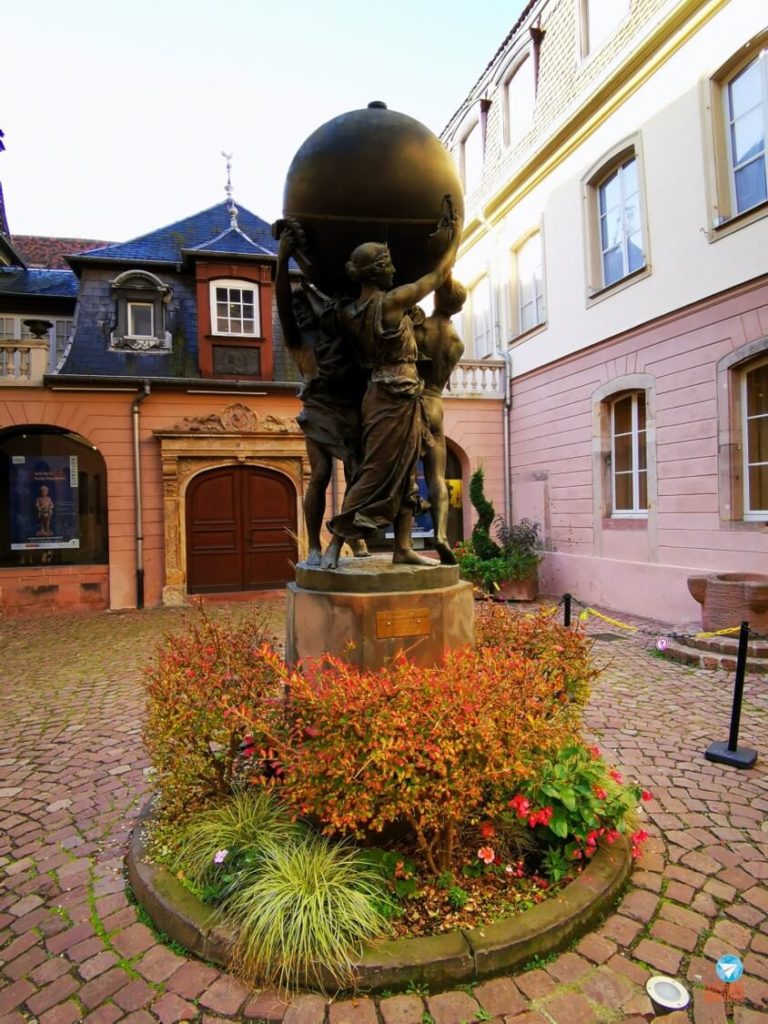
[{"x1": 186, "y1": 466, "x2": 297, "y2": 594}]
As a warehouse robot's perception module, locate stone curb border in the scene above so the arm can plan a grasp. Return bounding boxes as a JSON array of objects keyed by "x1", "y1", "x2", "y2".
[{"x1": 126, "y1": 815, "x2": 632, "y2": 994}]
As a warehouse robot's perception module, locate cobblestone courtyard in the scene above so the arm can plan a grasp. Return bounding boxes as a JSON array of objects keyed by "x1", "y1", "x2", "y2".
[{"x1": 2, "y1": 596, "x2": 768, "y2": 1024}]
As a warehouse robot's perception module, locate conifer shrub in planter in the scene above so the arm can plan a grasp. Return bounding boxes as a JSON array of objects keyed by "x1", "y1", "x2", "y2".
[{"x1": 455, "y1": 468, "x2": 543, "y2": 599}]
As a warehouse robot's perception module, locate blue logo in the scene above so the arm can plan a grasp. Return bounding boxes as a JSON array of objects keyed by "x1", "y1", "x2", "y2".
[{"x1": 715, "y1": 954, "x2": 744, "y2": 983}]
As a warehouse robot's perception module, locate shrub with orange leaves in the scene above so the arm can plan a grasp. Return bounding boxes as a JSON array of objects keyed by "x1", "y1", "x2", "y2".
[
  {"x1": 143, "y1": 610, "x2": 284, "y2": 824},
  {"x1": 475, "y1": 603, "x2": 596, "y2": 706},
  {"x1": 229, "y1": 645, "x2": 579, "y2": 875}
]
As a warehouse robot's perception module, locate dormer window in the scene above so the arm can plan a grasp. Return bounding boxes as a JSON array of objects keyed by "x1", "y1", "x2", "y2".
[
  {"x1": 211, "y1": 280, "x2": 260, "y2": 336},
  {"x1": 109, "y1": 270, "x2": 172, "y2": 352},
  {"x1": 128, "y1": 302, "x2": 154, "y2": 338}
]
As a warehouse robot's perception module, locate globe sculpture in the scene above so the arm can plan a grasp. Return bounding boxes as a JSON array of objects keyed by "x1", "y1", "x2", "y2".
[{"x1": 282, "y1": 102, "x2": 465, "y2": 296}]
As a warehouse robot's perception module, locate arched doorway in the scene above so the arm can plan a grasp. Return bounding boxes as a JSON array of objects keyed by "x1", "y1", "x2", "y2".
[{"x1": 185, "y1": 465, "x2": 297, "y2": 594}]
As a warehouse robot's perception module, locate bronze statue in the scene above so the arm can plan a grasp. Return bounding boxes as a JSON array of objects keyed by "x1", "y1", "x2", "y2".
[
  {"x1": 412, "y1": 276, "x2": 467, "y2": 564},
  {"x1": 277, "y1": 104, "x2": 466, "y2": 570},
  {"x1": 275, "y1": 222, "x2": 370, "y2": 565},
  {"x1": 320, "y1": 200, "x2": 460, "y2": 569}
]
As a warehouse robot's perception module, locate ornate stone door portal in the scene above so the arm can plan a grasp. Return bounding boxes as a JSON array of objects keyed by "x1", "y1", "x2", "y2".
[{"x1": 154, "y1": 403, "x2": 308, "y2": 605}]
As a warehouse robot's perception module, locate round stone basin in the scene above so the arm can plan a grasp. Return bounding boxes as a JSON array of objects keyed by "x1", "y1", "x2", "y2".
[
  {"x1": 687, "y1": 572, "x2": 768, "y2": 632},
  {"x1": 126, "y1": 810, "x2": 632, "y2": 993}
]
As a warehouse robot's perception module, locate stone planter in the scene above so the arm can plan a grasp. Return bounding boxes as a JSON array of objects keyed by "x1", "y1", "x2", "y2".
[
  {"x1": 687, "y1": 572, "x2": 768, "y2": 632},
  {"x1": 126, "y1": 806, "x2": 631, "y2": 994},
  {"x1": 495, "y1": 574, "x2": 539, "y2": 602}
]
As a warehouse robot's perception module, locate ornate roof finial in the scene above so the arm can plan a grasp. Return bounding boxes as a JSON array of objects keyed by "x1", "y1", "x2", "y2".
[{"x1": 221, "y1": 151, "x2": 238, "y2": 229}]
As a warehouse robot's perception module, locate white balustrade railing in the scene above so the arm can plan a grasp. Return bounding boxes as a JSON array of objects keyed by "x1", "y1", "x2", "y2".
[
  {"x1": 447, "y1": 359, "x2": 506, "y2": 398},
  {"x1": 0, "y1": 339, "x2": 49, "y2": 385}
]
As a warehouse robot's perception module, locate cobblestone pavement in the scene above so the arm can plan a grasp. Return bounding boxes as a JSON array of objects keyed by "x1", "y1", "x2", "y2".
[{"x1": 2, "y1": 596, "x2": 768, "y2": 1024}]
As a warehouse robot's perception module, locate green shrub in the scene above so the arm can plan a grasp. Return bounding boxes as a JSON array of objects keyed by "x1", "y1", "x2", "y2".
[
  {"x1": 142, "y1": 609, "x2": 284, "y2": 824},
  {"x1": 224, "y1": 833, "x2": 388, "y2": 990},
  {"x1": 506, "y1": 742, "x2": 649, "y2": 881}
]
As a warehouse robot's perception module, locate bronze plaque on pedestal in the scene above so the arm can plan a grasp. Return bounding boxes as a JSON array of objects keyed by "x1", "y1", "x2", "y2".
[{"x1": 375, "y1": 608, "x2": 431, "y2": 639}]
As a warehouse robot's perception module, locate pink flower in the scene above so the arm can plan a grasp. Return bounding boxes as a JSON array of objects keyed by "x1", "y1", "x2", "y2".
[
  {"x1": 594, "y1": 786, "x2": 608, "y2": 800},
  {"x1": 609, "y1": 769, "x2": 624, "y2": 784},
  {"x1": 213, "y1": 849, "x2": 228, "y2": 864},
  {"x1": 587, "y1": 745, "x2": 601, "y2": 758},
  {"x1": 477, "y1": 846, "x2": 495, "y2": 865}
]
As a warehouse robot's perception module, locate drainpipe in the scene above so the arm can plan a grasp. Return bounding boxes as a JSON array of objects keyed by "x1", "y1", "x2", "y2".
[
  {"x1": 132, "y1": 381, "x2": 151, "y2": 609},
  {"x1": 502, "y1": 350, "x2": 513, "y2": 527}
]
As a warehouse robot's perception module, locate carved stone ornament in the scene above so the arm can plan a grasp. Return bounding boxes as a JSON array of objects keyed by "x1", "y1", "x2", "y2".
[{"x1": 167, "y1": 403, "x2": 301, "y2": 434}]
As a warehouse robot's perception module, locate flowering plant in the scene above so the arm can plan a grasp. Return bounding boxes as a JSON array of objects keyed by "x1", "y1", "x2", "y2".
[{"x1": 504, "y1": 742, "x2": 651, "y2": 880}]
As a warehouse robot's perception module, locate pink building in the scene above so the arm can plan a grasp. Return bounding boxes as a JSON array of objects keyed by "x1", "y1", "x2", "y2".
[{"x1": 440, "y1": 0, "x2": 767, "y2": 623}]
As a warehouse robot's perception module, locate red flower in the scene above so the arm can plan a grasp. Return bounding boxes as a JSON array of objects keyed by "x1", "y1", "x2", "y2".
[
  {"x1": 609, "y1": 769, "x2": 624, "y2": 784},
  {"x1": 508, "y1": 794, "x2": 531, "y2": 818},
  {"x1": 641, "y1": 789, "x2": 653, "y2": 802},
  {"x1": 594, "y1": 786, "x2": 608, "y2": 800},
  {"x1": 479, "y1": 821, "x2": 497, "y2": 839},
  {"x1": 587, "y1": 744, "x2": 601, "y2": 758}
]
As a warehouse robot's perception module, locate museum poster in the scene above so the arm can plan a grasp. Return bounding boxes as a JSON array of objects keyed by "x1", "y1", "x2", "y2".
[{"x1": 10, "y1": 454, "x2": 80, "y2": 550}]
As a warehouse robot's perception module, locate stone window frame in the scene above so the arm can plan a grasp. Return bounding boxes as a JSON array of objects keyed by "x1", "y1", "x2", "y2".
[
  {"x1": 701, "y1": 31, "x2": 768, "y2": 241},
  {"x1": 577, "y1": 0, "x2": 630, "y2": 62},
  {"x1": 591, "y1": 375, "x2": 657, "y2": 552},
  {"x1": 495, "y1": 44, "x2": 536, "y2": 150},
  {"x1": 716, "y1": 335, "x2": 768, "y2": 526},
  {"x1": 109, "y1": 269, "x2": 172, "y2": 352},
  {"x1": 582, "y1": 135, "x2": 652, "y2": 304}
]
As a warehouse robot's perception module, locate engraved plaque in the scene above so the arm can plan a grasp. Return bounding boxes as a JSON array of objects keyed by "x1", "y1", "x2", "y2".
[{"x1": 376, "y1": 607, "x2": 431, "y2": 639}]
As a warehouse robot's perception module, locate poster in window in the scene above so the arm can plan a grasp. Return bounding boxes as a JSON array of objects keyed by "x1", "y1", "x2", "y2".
[{"x1": 10, "y1": 455, "x2": 80, "y2": 550}]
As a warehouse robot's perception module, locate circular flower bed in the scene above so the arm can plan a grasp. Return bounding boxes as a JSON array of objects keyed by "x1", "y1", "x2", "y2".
[{"x1": 140, "y1": 603, "x2": 649, "y2": 991}]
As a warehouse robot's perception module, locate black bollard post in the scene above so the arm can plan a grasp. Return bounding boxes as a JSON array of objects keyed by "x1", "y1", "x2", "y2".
[
  {"x1": 704, "y1": 621, "x2": 757, "y2": 769},
  {"x1": 564, "y1": 593, "x2": 571, "y2": 628}
]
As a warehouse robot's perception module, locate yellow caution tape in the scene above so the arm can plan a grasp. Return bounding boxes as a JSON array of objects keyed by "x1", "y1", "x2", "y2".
[
  {"x1": 694, "y1": 625, "x2": 742, "y2": 638},
  {"x1": 578, "y1": 607, "x2": 639, "y2": 632}
]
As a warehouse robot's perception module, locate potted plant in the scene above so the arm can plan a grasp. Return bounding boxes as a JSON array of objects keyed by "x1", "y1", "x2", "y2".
[{"x1": 455, "y1": 468, "x2": 543, "y2": 601}]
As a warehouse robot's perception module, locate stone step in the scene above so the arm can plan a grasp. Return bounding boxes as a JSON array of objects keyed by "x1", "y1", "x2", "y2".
[{"x1": 663, "y1": 637, "x2": 768, "y2": 674}]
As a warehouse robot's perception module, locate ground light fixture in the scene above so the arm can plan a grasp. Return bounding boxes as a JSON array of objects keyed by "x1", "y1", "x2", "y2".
[{"x1": 645, "y1": 976, "x2": 690, "y2": 1013}]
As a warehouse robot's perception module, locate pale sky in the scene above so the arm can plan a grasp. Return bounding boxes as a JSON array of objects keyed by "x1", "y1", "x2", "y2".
[{"x1": 2, "y1": 0, "x2": 525, "y2": 243}]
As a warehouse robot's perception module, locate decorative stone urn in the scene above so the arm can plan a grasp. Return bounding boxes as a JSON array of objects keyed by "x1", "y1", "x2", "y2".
[{"x1": 687, "y1": 573, "x2": 768, "y2": 631}]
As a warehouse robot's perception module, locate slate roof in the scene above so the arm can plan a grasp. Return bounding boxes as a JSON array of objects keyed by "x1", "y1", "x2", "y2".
[
  {"x1": 12, "y1": 236, "x2": 114, "y2": 270},
  {"x1": 74, "y1": 202, "x2": 277, "y2": 267},
  {"x1": 0, "y1": 268, "x2": 79, "y2": 298}
]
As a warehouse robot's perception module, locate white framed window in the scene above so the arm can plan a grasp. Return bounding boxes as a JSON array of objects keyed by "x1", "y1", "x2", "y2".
[
  {"x1": 743, "y1": 358, "x2": 768, "y2": 520},
  {"x1": 210, "y1": 280, "x2": 260, "y2": 336},
  {"x1": 725, "y1": 50, "x2": 768, "y2": 216},
  {"x1": 580, "y1": 0, "x2": 629, "y2": 58},
  {"x1": 611, "y1": 392, "x2": 647, "y2": 517},
  {"x1": 469, "y1": 277, "x2": 493, "y2": 358},
  {"x1": 515, "y1": 233, "x2": 545, "y2": 335},
  {"x1": 127, "y1": 302, "x2": 154, "y2": 337},
  {"x1": 597, "y1": 156, "x2": 645, "y2": 287},
  {"x1": 503, "y1": 55, "x2": 535, "y2": 147}
]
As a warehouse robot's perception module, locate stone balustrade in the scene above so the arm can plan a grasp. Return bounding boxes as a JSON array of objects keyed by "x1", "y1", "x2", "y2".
[
  {"x1": 0, "y1": 338, "x2": 49, "y2": 385},
  {"x1": 448, "y1": 358, "x2": 506, "y2": 398}
]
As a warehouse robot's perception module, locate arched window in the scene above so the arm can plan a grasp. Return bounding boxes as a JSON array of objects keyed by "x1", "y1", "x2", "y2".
[
  {"x1": 583, "y1": 139, "x2": 650, "y2": 296},
  {"x1": 0, "y1": 427, "x2": 109, "y2": 567}
]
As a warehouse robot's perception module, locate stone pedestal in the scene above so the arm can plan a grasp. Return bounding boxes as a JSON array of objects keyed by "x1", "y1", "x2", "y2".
[{"x1": 286, "y1": 555, "x2": 474, "y2": 669}]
